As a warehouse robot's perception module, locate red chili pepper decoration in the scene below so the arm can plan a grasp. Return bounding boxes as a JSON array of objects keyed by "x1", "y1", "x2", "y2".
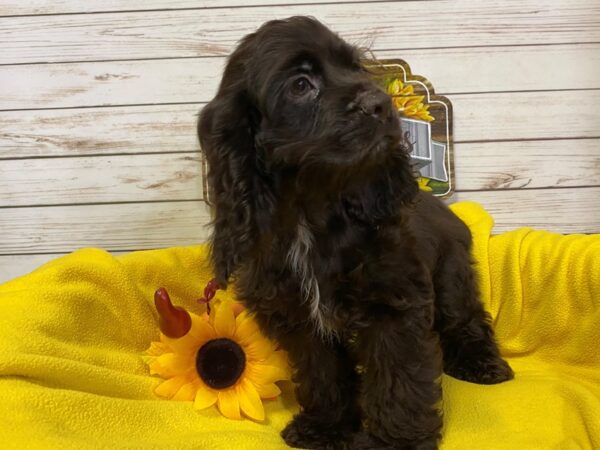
[
  {"x1": 154, "y1": 287, "x2": 192, "y2": 338},
  {"x1": 197, "y1": 278, "x2": 221, "y2": 315}
]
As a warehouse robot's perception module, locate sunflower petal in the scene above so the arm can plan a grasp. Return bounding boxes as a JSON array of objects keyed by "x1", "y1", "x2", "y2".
[
  {"x1": 154, "y1": 375, "x2": 188, "y2": 399},
  {"x1": 237, "y1": 378, "x2": 265, "y2": 421},
  {"x1": 141, "y1": 355, "x2": 156, "y2": 365},
  {"x1": 237, "y1": 329, "x2": 262, "y2": 348},
  {"x1": 232, "y1": 302, "x2": 246, "y2": 317},
  {"x1": 145, "y1": 340, "x2": 171, "y2": 356},
  {"x1": 172, "y1": 381, "x2": 198, "y2": 401},
  {"x1": 187, "y1": 313, "x2": 217, "y2": 342},
  {"x1": 419, "y1": 110, "x2": 434, "y2": 121},
  {"x1": 159, "y1": 333, "x2": 174, "y2": 349},
  {"x1": 255, "y1": 382, "x2": 281, "y2": 399},
  {"x1": 405, "y1": 95, "x2": 425, "y2": 106},
  {"x1": 217, "y1": 389, "x2": 241, "y2": 419},
  {"x1": 244, "y1": 336, "x2": 276, "y2": 362},
  {"x1": 387, "y1": 79, "x2": 402, "y2": 96},
  {"x1": 148, "y1": 356, "x2": 177, "y2": 377},
  {"x1": 264, "y1": 350, "x2": 290, "y2": 373},
  {"x1": 246, "y1": 361, "x2": 289, "y2": 385},
  {"x1": 214, "y1": 301, "x2": 236, "y2": 337},
  {"x1": 162, "y1": 313, "x2": 214, "y2": 353},
  {"x1": 393, "y1": 98, "x2": 408, "y2": 110},
  {"x1": 404, "y1": 106, "x2": 418, "y2": 116},
  {"x1": 235, "y1": 311, "x2": 260, "y2": 340},
  {"x1": 194, "y1": 384, "x2": 218, "y2": 410},
  {"x1": 154, "y1": 352, "x2": 193, "y2": 376}
]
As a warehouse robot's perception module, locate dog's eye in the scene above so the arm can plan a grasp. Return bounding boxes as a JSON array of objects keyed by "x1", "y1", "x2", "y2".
[{"x1": 289, "y1": 76, "x2": 313, "y2": 97}]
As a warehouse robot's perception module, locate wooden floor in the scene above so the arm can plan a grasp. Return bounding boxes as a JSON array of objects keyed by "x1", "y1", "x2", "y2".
[{"x1": 1, "y1": 0, "x2": 599, "y2": 283}]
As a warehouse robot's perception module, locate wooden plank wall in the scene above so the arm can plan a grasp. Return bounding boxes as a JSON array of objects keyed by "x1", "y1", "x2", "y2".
[{"x1": 1, "y1": 0, "x2": 599, "y2": 283}]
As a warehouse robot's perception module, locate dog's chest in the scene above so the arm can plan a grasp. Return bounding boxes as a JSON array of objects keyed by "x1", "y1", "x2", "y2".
[{"x1": 285, "y1": 214, "x2": 373, "y2": 336}]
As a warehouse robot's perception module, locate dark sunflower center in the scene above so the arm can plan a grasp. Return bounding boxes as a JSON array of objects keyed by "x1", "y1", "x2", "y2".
[{"x1": 196, "y1": 338, "x2": 246, "y2": 389}]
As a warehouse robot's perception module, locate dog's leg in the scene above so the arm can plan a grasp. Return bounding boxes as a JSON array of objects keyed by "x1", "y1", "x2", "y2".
[
  {"x1": 280, "y1": 331, "x2": 360, "y2": 449},
  {"x1": 434, "y1": 247, "x2": 513, "y2": 384},
  {"x1": 354, "y1": 308, "x2": 443, "y2": 450}
]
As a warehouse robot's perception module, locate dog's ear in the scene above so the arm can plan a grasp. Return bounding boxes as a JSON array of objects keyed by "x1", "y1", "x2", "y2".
[{"x1": 198, "y1": 35, "x2": 273, "y2": 288}]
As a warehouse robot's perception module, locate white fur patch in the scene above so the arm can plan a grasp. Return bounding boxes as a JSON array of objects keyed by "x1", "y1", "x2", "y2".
[{"x1": 286, "y1": 217, "x2": 330, "y2": 337}]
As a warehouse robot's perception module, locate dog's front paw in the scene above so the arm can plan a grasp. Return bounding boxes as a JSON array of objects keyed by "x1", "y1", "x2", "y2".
[
  {"x1": 446, "y1": 354, "x2": 513, "y2": 385},
  {"x1": 281, "y1": 412, "x2": 355, "y2": 449}
]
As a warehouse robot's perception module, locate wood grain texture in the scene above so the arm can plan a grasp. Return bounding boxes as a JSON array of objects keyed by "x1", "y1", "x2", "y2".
[
  {"x1": 452, "y1": 187, "x2": 600, "y2": 234},
  {"x1": 1, "y1": 0, "x2": 598, "y2": 268},
  {"x1": 1, "y1": 0, "x2": 598, "y2": 64},
  {"x1": 0, "y1": 188, "x2": 600, "y2": 283},
  {"x1": 453, "y1": 139, "x2": 600, "y2": 191},
  {"x1": 2, "y1": 90, "x2": 598, "y2": 158},
  {"x1": 0, "y1": 58, "x2": 224, "y2": 110},
  {"x1": 0, "y1": 254, "x2": 66, "y2": 283},
  {"x1": 0, "y1": 201, "x2": 212, "y2": 254},
  {"x1": 0, "y1": 0, "x2": 391, "y2": 16},
  {"x1": 0, "y1": 252, "x2": 128, "y2": 284},
  {"x1": 1, "y1": 188, "x2": 597, "y2": 256},
  {"x1": 0, "y1": 153, "x2": 204, "y2": 206},
  {"x1": 451, "y1": 90, "x2": 600, "y2": 142},
  {"x1": 0, "y1": 105, "x2": 200, "y2": 158},
  {"x1": 2, "y1": 139, "x2": 598, "y2": 207},
  {"x1": 3, "y1": 43, "x2": 599, "y2": 110}
]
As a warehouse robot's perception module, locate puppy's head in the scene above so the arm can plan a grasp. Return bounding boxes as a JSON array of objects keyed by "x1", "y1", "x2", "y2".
[
  {"x1": 250, "y1": 18, "x2": 401, "y2": 175},
  {"x1": 199, "y1": 17, "x2": 415, "y2": 285},
  {"x1": 200, "y1": 16, "x2": 406, "y2": 182}
]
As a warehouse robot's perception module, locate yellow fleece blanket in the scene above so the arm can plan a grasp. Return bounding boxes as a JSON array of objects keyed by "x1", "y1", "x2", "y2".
[{"x1": 0, "y1": 202, "x2": 598, "y2": 449}]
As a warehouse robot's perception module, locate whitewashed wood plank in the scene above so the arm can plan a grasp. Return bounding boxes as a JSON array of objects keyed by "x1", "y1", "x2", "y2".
[
  {"x1": 1, "y1": 187, "x2": 597, "y2": 281},
  {"x1": 454, "y1": 139, "x2": 600, "y2": 191},
  {"x1": 2, "y1": 90, "x2": 598, "y2": 159},
  {"x1": 0, "y1": 201, "x2": 212, "y2": 254},
  {"x1": 1, "y1": 188, "x2": 597, "y2": 282},
  {"x1": 0, "y1": 58, "x2": 223, "y2": 110},
  {"x1": 0, "y1": 0, "x2": 388, "y2": 16},
  {"x1": 0, "y1": 252, "x2": 127, "y2": 284},
  {"x1": 1, "y1": 0, "x2": 598, "y2": 64},
  {"x1": 3, "y1": 43, "x2": 599, "y2": 110},
  {"x1": 0, "y1": 105, "x2": 200, "y2": 158},
  {"x1": 2, "y1": 139, "x2": 598, "y2": 208},
  {"x1": 0, "y1": 254, "x2": 64, "y2": 284},
  {"x1": 377, "y1": 43, "x2": 600, "y2": 94},
  {"x1": 0, "y1": 189, "x2": 597, "y2": 255},
  {"x1": 0, "y1": 153, "x2": 204, "y2": 207},
  {"x1": 451, "y1": 187, "x2": 600, "y2": 234},
  {"x1": 451, "y1": 90, "x2": 600, "y2": 142}
]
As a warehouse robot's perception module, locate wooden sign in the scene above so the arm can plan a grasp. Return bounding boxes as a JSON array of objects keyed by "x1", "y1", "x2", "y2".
[{"x1": 367, "y1": 59, "x2": 455, "y2": 197}]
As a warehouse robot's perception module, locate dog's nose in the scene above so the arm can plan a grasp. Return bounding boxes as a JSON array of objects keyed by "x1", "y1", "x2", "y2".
[{"x1": 356, "y1": 89, "x2": 393, "y2": 120}]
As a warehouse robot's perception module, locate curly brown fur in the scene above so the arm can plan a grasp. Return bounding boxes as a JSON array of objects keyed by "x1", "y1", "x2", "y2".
[{"x1": 198, "y1": 16, "x2": 513, "y2": 449}]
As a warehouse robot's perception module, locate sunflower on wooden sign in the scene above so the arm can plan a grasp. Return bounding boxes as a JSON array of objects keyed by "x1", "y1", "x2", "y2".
[
  {"x1": 143, "y1": 287, "x2": 290, "y2": 421},
  {"x1": 387, "y1": 78, "x2": 434, "y2": 122}
]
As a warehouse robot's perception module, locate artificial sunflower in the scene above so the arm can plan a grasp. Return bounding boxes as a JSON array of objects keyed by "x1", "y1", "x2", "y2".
[
  {"x1": 143, "y1": 287, "x2": 290, "y2": 421},
  {"x1": 387, "y1": 78, "x2": 434, "y2": 122}
]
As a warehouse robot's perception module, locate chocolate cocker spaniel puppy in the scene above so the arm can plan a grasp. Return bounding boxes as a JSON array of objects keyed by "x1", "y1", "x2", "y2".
[{"x1": 198, "y1": 16, "x2": 513, "y2": 450}]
